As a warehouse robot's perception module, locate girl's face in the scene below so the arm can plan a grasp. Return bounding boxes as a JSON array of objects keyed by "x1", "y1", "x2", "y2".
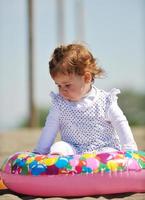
[{"x1": 53, "y1": 73, "x2": 92, "y2": 101}]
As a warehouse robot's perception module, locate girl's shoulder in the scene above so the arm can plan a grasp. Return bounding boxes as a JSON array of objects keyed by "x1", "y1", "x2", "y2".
[
  {"x1": 94, "y1": 86, "x2": 120, "y2": 99},
  {"x1": 50, "y1": 91, "x2": 73, "y2": 107},
  {"x1": 93, "y1": 86, "x2": 121, "y2": 105},
  {"x1": 107, "y1": 88, "x2": 120, "y2": 102},
  {"x1": 50, "y1": 91, "x2": 59, "y2": 99},
  {"x1": 50, "y1": 92, "x2": 63, "y2": 103}
]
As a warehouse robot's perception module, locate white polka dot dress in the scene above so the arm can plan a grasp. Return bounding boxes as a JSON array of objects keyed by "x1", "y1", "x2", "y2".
[{"x1": 51, "y1": 87, "x2": 121, "y2": 154}]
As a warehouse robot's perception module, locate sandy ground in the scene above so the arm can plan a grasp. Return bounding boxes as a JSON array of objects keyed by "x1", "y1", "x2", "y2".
[{"x1": 0, "y1": 127, "x2": 145, "y2": 200}]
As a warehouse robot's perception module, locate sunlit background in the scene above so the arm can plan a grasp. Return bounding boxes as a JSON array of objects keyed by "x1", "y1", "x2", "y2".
[{"x1": 0, "y1": 0, "x2": 145, "y2": 131}]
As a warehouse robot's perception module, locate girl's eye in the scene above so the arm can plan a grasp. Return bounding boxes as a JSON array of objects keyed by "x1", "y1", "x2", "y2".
[
  {"x1": 65, "y1": 84, "x2": 71, "y2": 88},
  {"x1": 56, "y1": 84, "x2": 71, "y2": 89}
]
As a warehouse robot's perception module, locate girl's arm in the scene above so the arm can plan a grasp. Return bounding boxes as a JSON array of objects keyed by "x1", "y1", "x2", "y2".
[
  {"x1": 107, "y1": 102, "x2": 138, "y2": 151},
  {"x1": 33, "y1": 106, "x2": 60, "y2": 154}
]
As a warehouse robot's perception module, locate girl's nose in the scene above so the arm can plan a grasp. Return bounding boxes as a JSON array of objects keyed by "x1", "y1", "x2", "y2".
[
  {"x1": 59, "y1": 87, "x2": 68, "y2": 95},
  {"x1": 60, "y1": 86, "x2": 68, "y2": 92}
]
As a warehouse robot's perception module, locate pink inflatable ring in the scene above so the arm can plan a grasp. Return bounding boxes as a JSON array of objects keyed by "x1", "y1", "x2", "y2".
[{"x1": 1, "y1": 150, "x2": 145, "y2": 197}]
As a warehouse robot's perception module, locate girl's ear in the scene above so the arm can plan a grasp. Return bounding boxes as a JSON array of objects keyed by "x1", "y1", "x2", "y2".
[{"x1": 84, "y1": 72, "x2": 92, "y2": 83}]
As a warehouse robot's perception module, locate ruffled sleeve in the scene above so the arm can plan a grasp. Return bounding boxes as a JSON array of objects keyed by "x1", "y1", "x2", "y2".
[
  {"x1": 50, "y1": 92, "x2": 62, "y2": 110},
  {"x1": 108, "y1": 88, "x2": 120, "y2": 103},
  {"x1": 105, "y1": 88, "x2": 120, "y2": 116},
  {"x1": 50, "y1": 92, "x2": 58, "y2": 104}
]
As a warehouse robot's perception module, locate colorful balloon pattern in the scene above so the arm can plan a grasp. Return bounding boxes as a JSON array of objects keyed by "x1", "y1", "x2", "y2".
[{"x1": 1, "y1": 150, "x2": 145, "y2": 176}]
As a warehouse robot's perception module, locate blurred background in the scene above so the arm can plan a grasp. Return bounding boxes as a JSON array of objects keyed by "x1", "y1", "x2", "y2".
[{"x1": 0, "y1": 0, "x2": 145, "y2": 131}]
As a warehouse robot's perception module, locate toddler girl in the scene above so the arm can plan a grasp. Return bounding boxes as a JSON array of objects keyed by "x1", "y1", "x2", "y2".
[{"x1": 34, "y1": 43, "x2": 137, "y2": 155}]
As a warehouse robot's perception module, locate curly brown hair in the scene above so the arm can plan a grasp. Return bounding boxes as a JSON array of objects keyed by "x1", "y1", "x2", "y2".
[{"x1": 49, "y1": 43, "x2": 104, "y2": 81}]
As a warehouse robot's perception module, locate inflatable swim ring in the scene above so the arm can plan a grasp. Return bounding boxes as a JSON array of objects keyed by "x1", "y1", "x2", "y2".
[{"x1": 1, "y1": 150, "x2": 145, "y2": 197}]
